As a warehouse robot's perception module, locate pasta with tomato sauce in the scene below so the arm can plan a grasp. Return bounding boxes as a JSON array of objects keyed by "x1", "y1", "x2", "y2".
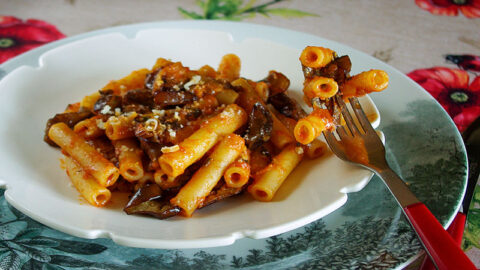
[{"x1": 44, "y1": 46, "x2": 388, "y2": 218}]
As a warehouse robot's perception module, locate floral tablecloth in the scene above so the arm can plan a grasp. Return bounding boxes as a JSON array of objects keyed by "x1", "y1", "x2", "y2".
[{"x1": 1, "y1": 0, "x2": 480, "y2": 269}]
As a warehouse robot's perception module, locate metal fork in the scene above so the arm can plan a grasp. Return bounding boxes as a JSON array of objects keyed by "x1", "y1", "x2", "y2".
[{"x1": 323, "y1": 96, "x2": 475, "y2": 270}]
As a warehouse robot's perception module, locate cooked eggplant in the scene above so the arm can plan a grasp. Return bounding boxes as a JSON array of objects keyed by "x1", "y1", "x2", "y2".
[
  {"x1": 138, "y1": 138, "x2": 163, "y2": 163},
  {"x1": 145, "y1": 69, "x2": 160, "y2": 90},
  {"x1": 44, "y1": 111, "x2": 92, "y2": 146},
  {"x1": 244, "y1": 102, "x2": 273, "y2": 150},
  {"x1": 198, "y1": 185, "x2": 243, "y2": 209},
  {"x1": 268, "y1": 93, "x2": 307, "y2": 121},
  {"x1": 124, "y1": 184, "x2": 180, "y2": 219},
  {"x1": 123, "y1": 89, "x2": 154, "y2": 105},
  {"x1": 153, "y1": 90, "x2": 196, "y2": 108},
  {"x1": 317, "y1": 55, "x2": 352, "y2": 84},
  {"x1": 265, "y1": 70, "x2": 290, "y2": 97},
  {"x1": 93, "y1": 90, "x2": 122, "y2": 115}
]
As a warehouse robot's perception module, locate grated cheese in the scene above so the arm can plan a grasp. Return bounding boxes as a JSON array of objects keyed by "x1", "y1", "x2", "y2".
[
  {"x1": 96, "y1": 119, "x2": 106, "y2": 130},
  {"x1": 100, "y1": 105, "x2": 112, "y2": 114},
  {"x1": 145, "y1": 118, "x2": 158, "y2": 131},
  {"x1": 173, "y1": 111, "x2": 181, "y2": 121},
  {"x1": 161, "y1": 145, "x2": 180, "y2": 153},
  {"x1": 152, "y1": 109, "x2": 165, "y2": 117},
  {"x1": 184, "y1": 75, "x2": 201, "y2": 90},
  {"x1": 108, "y1": 116, "x2": 120, "y2": 125}
]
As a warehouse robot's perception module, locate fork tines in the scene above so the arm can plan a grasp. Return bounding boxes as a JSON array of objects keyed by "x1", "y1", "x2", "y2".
[
  {"x1": 335, "y1": 96, "x2": 376, "y2": 136},
  {"x1": 322, "y1": 95, "x2": 378, "y2": 162}
]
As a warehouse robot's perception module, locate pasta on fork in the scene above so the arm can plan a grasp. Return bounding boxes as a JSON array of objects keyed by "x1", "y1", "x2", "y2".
[{"x1": 44, "y1": 46, "x2": 389, "y2": 218}]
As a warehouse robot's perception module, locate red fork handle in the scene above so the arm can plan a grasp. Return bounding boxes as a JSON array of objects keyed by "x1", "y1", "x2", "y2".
[
  {"x1": 419, "y1": 212, "x2": 467, "y2": 270},
  {"x1": 446, "y1": 212, "x2": 467, "y2": 244},
  {"x1": 404, "y1": 203, "x2": 475, "y2": 270}
]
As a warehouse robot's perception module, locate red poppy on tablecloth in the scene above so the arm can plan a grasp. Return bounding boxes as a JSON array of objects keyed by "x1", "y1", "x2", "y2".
[
  {"x1": 415, "y1": 0, "x2": 480, "y2": 18},
  {"x1": 408, "y1": 67, "x2": 480, "y2": 132},
  {"x1": 0, "y1": 16, "x2": 65, "y2": 64},
  {"x1": 453, "y1": 106, "x2": 480, "y2": 131}
]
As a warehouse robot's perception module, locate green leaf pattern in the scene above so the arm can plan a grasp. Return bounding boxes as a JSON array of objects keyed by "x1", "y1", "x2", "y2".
[
  {"x1": 20, "y1": 259, "x2": 44, "y2": 270},
  {"x1": 463, "y1": 191, "x2": 480, "y2": 250},
  {"x1": 178, "y1": 0, "x2": 317, "y2": 20},
  {"x1": 0, "y1": 251, "x2": 21, "y2": 270},
  {"x1": 14, "y1": 229, "x2": 43, "y2": 241},
  {"x1": 20, "y1": 246, "x2": 51, "y2": 263},
  {"x1": 0, "y1": 222, "x2": 27, "y2": 241}
]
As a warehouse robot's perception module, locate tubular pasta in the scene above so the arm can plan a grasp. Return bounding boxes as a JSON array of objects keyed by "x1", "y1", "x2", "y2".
[
  {"x1": 342, "y1": 70, "x2": 389, "y2": 98},
  {"x1": 224, "y1": 159, "x2": 250, "y2": 188},
  {"x1": 134, "y1": 172, "x2": 154, "y2": 191},
  {"x1": 105, "y1": 112, "x2": 137, "y2": 140},
  {"x1": 217, "y1": 54, "x2": 241, "y2": 82},
  {"x1": 102, "y1": 68, "x2": 150, "y2": 96},
  {"x1": 254, "y1": 81, "x2": 269, "y2": 102},
  {"x1": 153, "y1": 169, "x2": 181, "y2": 190},
  {"x1": 151, "y1": 58, "x2": 173, "y2": 72},
  {"x1": 158, "y1": 104, "x2": 247, "y2": 178},
  {"x1": 224, "y1": 147, "x2": 250, "y2": 188},
  {"x1": 248, "y1": 144, "x2": 303, "y2": 202},
  {"x1": 294, "y1": 108, "x2": 334, "y2": 145},
  {"x1": 275, "y1": 112, "x2": 327, "y2": 159},
  {"x1": 64, "y1": 156, "x2": 111, "y2": 207},
  {"x1": 299, "y1": 46, "x2": 335, "y2": 68},
  {"x1": 197, "y1": 65, "x2": 217, "y2": 78},
  {"x1": 113, "y1": 139, "x2": 144, "y2": 182},
  {"x1": 44, "y1": 48, "x2": 389, "y2": 219},
  {"x1": 48, "y1": 122, "x2": 119, "y2": 187},
  {"x1": 64, "y1": 103, "x2": 81, "y2": 113},
  {"x1": 305, "y1": 139, "x2": 328, "y2": 159},
  {"x1": 215, "y1": 88, "x2": 239, "y2": 105},
  {"x1": 171, "y1": 134, "x2": 245, "y2": 216},
  {"x1": 80, "y1": 68, "x2": 150, "y2": 110},
  {"x1": 80, "y1": 92, "x2": 101, "y2": 111},
  {"x1": 74, "y1": 115, "x2": 104, "y2": 139},
  {"x1": 303, "y1": 76, "x2": 339, "y2": 100}
]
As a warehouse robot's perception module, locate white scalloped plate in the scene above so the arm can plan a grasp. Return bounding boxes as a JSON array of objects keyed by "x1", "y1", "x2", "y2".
[{"x1": 0, "y1": 22, "x2": 382, "y2": 249}]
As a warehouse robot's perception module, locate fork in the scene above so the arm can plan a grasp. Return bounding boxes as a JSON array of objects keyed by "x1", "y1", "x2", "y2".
[{"x1": 322, "y1": 96, "x2": 476, "y2": 270}]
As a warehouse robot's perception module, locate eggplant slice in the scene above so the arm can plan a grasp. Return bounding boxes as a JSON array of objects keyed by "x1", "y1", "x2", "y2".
[
  {"x1": 44, "y1": 111, "x2": 93, "y2": 146},
  {"x1": 124, "y1": 184, "x2": 180, "y2": 219},
  {"x1": 243, "y1": 102, "x2": 273, "y2": 150}
]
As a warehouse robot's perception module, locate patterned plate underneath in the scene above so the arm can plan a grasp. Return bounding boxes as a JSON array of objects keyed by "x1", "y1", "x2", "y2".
[{"x1": 0, "y1": 21, "x2": 467, "y2": 269}]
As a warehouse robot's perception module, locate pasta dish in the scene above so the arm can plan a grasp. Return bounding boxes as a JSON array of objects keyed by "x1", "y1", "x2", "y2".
[{"x1": 44, "y1": 46, "x2": 388, "y2": 218}]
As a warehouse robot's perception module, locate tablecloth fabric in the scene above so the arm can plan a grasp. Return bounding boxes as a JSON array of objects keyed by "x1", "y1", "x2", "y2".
[{"x1": 1, "y1": 0, "x2": 480, "y2": 268}]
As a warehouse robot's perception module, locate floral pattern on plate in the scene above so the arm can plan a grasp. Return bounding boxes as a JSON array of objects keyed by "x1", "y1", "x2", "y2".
[{"x1": 0, "y1": 96, "x2": 465, "y2": 269}]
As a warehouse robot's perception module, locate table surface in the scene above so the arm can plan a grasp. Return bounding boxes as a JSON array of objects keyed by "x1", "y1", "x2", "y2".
[{"x1": 1, "y1": 1, "x2": 480, "y2": 269}]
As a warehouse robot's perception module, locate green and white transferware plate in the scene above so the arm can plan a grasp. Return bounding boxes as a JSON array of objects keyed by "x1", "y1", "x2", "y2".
[{"x1": 0, "y1": 21, "x2": 467, "y2": 269}]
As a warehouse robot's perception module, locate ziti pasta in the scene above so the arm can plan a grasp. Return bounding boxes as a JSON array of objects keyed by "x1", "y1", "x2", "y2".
[{"x1": 44, "y1": 46, "x2": 388, "y2": 218}]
